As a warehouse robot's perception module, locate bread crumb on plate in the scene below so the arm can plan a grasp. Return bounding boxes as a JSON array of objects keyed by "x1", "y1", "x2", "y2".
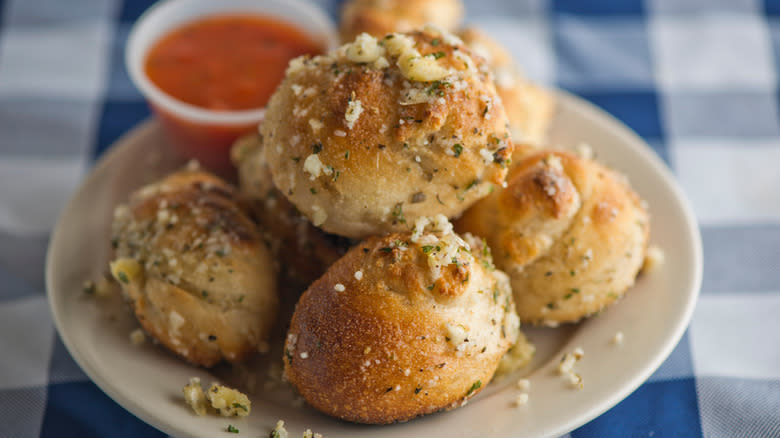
[
  {"x1": 558, "y1": 348, "x2": 585, "y2": 390},
  {"x1": 182, "y1": 378, "x2": 251, "y2": 417},
  {"x1": 516, "y1": 378, "x2": 530, "y2": 391},
  {"x1": 514, "y1": 392, "x2": 529, "y2": 407},
  {"x1": 182, "y1": 378, "x2": 208, "y2": 416},
  {"x1": 642, "y1": 245, "x2": 665, "y2": 274},
  {"x1": 270, "y1": 420, "x2": 288, "y2": 438},
  {"x1": 129, "y1": 329, "x2": 145, "y2": 345}
]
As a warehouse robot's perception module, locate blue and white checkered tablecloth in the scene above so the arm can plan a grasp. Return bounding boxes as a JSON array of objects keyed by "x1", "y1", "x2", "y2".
[{"x1": 2, "y1": 0, "x2": 780, "y2": 436}]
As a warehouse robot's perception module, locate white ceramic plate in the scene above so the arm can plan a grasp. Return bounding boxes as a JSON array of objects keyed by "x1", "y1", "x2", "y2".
[{"x1": 46, "y1": 91, "x2": 702, "y2": 438}]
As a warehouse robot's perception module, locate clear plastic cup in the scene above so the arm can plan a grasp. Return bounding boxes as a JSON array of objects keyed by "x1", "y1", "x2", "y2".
[{"x1": 126, "y1": 0, "x2": 338, "y2": 172}]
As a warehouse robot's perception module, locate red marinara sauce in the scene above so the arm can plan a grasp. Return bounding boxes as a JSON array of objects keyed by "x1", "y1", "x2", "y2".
[{"x1": 145, "y1": 14, "x2": 323, "y2": 111}]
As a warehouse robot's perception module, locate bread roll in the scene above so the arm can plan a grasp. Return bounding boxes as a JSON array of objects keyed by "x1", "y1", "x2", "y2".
[
  {"x1": 459, "y1": 27, "x2": 554, "y2": 157},
  {"x1": 455, "y1": 151, "x2": 649, "y2": 325},
  {"x1": 232, "y1": 133, "x2": 353, "y2": 289},
  {"x1": 262, "y1": 28, "x2": 513, "y2": 239},
  {"x1": 340, "y1": 0, "x2": 464, "y2": 43},
  {"x1": 231, "y1": 132, "x2": 275, "y2": 201},
  {"x1": 283, "y1": 216, "x2": 520, "y2": 423},
  {"x1": 110, "y1": 168, "x2": 278, "y2": 366}
]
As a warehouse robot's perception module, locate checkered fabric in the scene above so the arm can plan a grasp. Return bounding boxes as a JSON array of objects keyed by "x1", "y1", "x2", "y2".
[{"x1": 1, "y1": 0, "x2": 779, "y2": 436}]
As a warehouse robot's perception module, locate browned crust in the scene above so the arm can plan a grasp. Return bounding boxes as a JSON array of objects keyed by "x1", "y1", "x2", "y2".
[
  {"x1": 262, "y1": 28, "x2": 513, "y2": 238},
  {"x1": 130, "y1": 172, "x2": 258, "y2": 245},
  {"x1": 284, "y1": 233, "x2": 515, "y2": 424},
  {"x1": 112, "y1": 169, "x2": 278, "y2": 367},
  {"x1": 339, "y1": 0, "x2": 464, "y2": 43},
  {"x1": 456, "y1": 150, "x2": 649, "y2": 324}
]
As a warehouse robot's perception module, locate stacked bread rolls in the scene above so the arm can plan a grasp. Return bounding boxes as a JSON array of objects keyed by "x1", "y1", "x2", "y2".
[
  {"x1": 231, "y1": 133, "x2": 353, "y2": 290},
  {"x1": 233, "y1": 27, "x2": 528, "y2": 423},
  {"x1": 110, "y1": 3, "x2": 652, "y2": 426}
]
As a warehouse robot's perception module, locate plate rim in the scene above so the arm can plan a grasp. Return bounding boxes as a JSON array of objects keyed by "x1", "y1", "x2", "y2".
[
  {"x1": 45, "y1": 120, "x2": 181, "y2": 436},
  {"x1": 45, "y1": 90, "x2": 703, "y2": 438},
  {"x1": 535, "y1": 90, "x2": 703, "y2": 437}
]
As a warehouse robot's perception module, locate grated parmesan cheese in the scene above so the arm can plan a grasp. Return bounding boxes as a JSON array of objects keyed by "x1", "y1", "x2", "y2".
[
  {"x1": 382, "y1": 33, "x2": 415, "y2": 57},
  {"x1": 286, "y1": 57, "x2": 306, "y2": 75},
  {"x1": 479, "y1": 148, "x2": 493, "y2": 164},
  {"x1": 373, "y1": 56, "x2": 390, "y2": 69},
  {"x1": 346, "y1": 33, "x2": 385, "y2": 63},
  {"x1": 183, "y1": 378, "x2": 208, "y2": 416},
  {"x1": 311, "y1": 206, "x2": 327, "y2": 226},
  {"x1": 345, "y1": 99, "x2": 363, "y2": 129},
  {"x1": 271, "y1": 420, "x2": 289, "y2": 438},
  {"x1": 303, "y1": 154, "x2": 332, "y2": 180},
  {"x1": 169, "y1": 310, "x2": 185, "y2": 339},
  {"x1": 398, "y1": 50, "x2": 450, "y2": 82},
  {"x1": 308, "y1": 118, "x2": 323, "y2": 132},
  {"x1": 445, "y1": 322, "x2": 469, "y2": 350}
]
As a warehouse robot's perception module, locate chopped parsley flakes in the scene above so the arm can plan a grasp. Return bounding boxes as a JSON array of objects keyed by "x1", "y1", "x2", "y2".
[
  {"x1": 452, "y1": 144, "x2": 463, "y2": 157},
  {"x1": 117, "y1": 271, "x2": 129, "y2": 284},
  {"x1": 467, "y1": 380, "x2": 482, "y2": 396},
  {"x1": 391, "y1": 203, "x2": 406, "y2": 224}
]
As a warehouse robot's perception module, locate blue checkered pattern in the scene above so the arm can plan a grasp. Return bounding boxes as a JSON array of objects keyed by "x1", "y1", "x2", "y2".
[{"x1": 1, "y1": 0, "x2": 779, "y2": 436}]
